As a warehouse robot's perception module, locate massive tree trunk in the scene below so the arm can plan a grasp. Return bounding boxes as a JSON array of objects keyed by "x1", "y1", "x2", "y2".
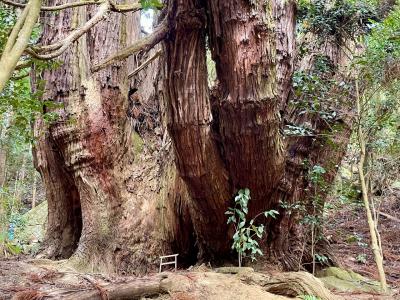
[
  {"x1": 34, "y1": 0, "x2": 355, "y2": 273},
  {"x1": 33, "y1": 1, "x2": 163, "y2": 271}
]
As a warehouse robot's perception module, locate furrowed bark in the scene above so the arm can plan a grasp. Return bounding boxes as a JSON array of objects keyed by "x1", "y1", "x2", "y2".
[
  {"x1": 33, "y1": 121, "x2": 82, "y2": 258},
  {"x1": 207, "y1": 0, "x2": 286, "y2": 207},
  {"x1": 164, "y1": 0, "x2": 231, "y2": 256},
  {"x1": 33, "y1": 0, "x2": 190, "y2": 272},
  {"x1": 31, "y1": 0, "x2": 364, "y2": 273},
  {"x1": 274, "y1": 0, "x2": 296, "y2": 108},
  {"x1": 268, "y1": 36, "x2": 355, "y2": 270},
  {"x1": 32, "y1": 0, "x2": 134, "y2": 269}
]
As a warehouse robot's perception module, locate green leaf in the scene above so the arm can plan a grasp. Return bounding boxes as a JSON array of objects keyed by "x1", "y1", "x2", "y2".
[
  {"x1": 140, "y1": 0, "x2": 163, "y2": 10},
  {"x1": 264, "y1": 210, "x2": 279, "y2": 219}
]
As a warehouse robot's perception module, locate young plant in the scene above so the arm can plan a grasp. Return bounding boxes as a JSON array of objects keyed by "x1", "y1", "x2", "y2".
[{"x1": 225, "y1": 188, "x2": 279, "y2": 267}]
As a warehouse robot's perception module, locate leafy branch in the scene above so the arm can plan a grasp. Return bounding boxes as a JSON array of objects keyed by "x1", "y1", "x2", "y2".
[{"x1": 225, "y1": 188, "x2": 279, "y2": 267}]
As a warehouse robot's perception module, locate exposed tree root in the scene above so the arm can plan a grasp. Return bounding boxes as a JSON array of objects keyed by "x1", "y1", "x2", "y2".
[
  {"x1": 6, "y1": 259, "x2": 390, "y2": 300},
  {"x1": 62, "y1": 274, "x2": 168, "y2": 300},
  {"x1": 239, "y1": 271, "x2": 338, "y2": 300}
]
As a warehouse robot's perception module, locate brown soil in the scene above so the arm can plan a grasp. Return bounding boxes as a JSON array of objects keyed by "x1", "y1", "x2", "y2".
[
  {"x1": 0, "y1": 259, "x2": 395, "y2": 300},
  {"x1": 325, "y1": 189, "x2": 400, "y2": 297}
]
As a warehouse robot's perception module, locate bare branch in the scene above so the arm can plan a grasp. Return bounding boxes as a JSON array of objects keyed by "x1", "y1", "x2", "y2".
[
  {"x1": 1, "y1": 0, "x2": 103, "y2": 11},
  {"x1": 3, "y1": 0, "x2": 30, "y2": 54},
  {"x1": 109, "y1": 0, "x2": 141, "y2": 12},
  {"x1": 25, "y1": 2, "x2": 109, "y2": 60},
  {"x1": 92, "y1": 20, "x2": 168, "y2": 72},
  {"x1": 15, "y1": 60, "x2": 32, "y2": 70},
  {"x1": 0, "y1": 0, "x2": 143, "y2": 12},
  {"x1": 128, "y1": 49, "x2": 161, "y2": 78},
  {"x1": 0, "y1": 0, "x2": 41, "y2": 92},
  {"x1": 12, "y1": 71, "x2": 30, "y2": 80},
  {"x1": 24, "y1": 0, "x2": 144, "y2": 60}
]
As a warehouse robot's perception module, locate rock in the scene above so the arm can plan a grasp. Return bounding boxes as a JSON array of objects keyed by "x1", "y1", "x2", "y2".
[{"x1": 14, "y1": 201, "x2": 47, "y2": 254}]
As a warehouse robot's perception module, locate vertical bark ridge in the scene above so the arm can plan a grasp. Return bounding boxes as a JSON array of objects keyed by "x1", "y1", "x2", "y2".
[
  {"x1": 206, "y1": 0, "x2": 286, "y2": 209},
  {"x1": 164, "y1": 0, "x2": 232, "y2": 256},
  {"x1": 268, "y1": 37, "x2": 355, "y2": 270},
  {"x1": 274, "y1": 0, "x2": 296, "y2": 109},
  {"x1": 35, "y1": 0, "x2": 134, "y2": 270},
  {"x1": 33, "y1": 120, "x2": 82, "y2": 259}
]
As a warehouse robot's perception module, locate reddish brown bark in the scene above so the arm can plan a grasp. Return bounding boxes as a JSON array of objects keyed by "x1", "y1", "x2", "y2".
[
  {"x1": 33, "y1": 2, "x2": 163, "y2": 270},
  {"x1": 33, "y1": 122, "x2": 82, "y2": 258},
  {"x1": 266, "y1": 37, "x2": 355, "y2": 269},
  {"x1": 207, "y1": 0, "x2": 286, "y2": 205},
  {"x1": 163, "y1": 0, "x2": 231, "y2": 256},
  {"x1": 34, "y1": 0, "x2": 356, "y2": 272}
]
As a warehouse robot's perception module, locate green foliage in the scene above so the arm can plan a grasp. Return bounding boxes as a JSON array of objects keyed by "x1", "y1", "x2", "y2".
[
  {"x1": 0, "y1": 188, "x2": 26, "y2": 256},
  {"x1": 279, "y1": 194, "x2": 333, "y2": 273},
  {"x1": 298, "y1": 0, "x2": 377, "y2": 41},
  {"x1": 0, "y1": 232, "x2": 22, "y2": 255},
  {"x1": 356, "y1": 253, "x2": 367, "y2": 264},
  {"x1": 357, "y1": 6, "x2": 400, "y2": 84},
  {"x1": 284, "y1": 124, "x2": 314, "y2": 137},
  {"x1": 315, "y1": 253, "x2": 328, "y2": 264},
  {"x1": 299, "y1": 295, "x2": 321, "y2": 300},
  {"x1": 225, "y1": 189, "x2": 279, "y2": 266},
  {"x1": 140, "y1": 0, "x2": 163, "y2": 10},
  {"x1": 287, "y1": 54, "x2": 351, "y2": 138},
  {"x1": 351, "y1": 5, "x2": 400, "y2": 200},
  {"x1": 0, "y1": 8, "x2": 60, "y2": 251},
  {"x1": 0, "y1": 5, "x2": 15, "y2": 52},
  {"x1": 310, "y1": 165, "x2": 326, "y2": 186},
  {"x1": 0, "y1": 5, "x2": 62, "y2": 144}
]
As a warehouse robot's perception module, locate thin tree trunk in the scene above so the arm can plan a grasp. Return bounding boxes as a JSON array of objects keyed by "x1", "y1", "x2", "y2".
[
  {"x1": 14, "y1": 154, "x2": 27, "y2": 203},
  {"x1": 0, "y1": 148, "x2": 6, "y2": 188},
  {"x1": 356, "y1": 80, "x2": 388, "y2": 292},
  {"x1": 31, "y1": 173, "x2": 37, "y2": 208},
  {"x1": 0, "y1": 118, "x2": 8, "y2": 188},
  {"x1": 0, "y1": 0, "x2": 41, "y2": 92}
]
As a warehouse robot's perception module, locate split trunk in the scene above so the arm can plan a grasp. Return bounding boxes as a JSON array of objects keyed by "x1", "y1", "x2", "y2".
[{"x1": 34, "y1": 0, "x2": 353, "y2": 272}]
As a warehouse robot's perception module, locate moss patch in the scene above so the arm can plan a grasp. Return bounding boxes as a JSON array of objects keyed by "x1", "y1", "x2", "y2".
[
  {"x1": 132, "y1": 131, "x2": 144, "y2": 156},
  {"x1": 317, "y1": 267, "x2": 383, "y2": 293},
  {"x1": 15, "y1": 201, "x2": 47, "y2": 254}
]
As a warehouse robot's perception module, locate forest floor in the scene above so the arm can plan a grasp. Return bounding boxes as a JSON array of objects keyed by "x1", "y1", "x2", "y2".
[
  {"x1": 0, "y1": 258, "x2": 396, "y2": 300},
  {"x1": 326, "y1": 188, "x2": 400, "y2": 297},
  {"x1": 1, "y1": 189, "x2": 399, "y2": 299}
]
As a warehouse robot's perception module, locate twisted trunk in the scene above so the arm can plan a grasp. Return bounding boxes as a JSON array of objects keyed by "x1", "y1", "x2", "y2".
[
  {"x1": 34, "y1": 0, "x2": 355, "y2": 272},
  {"x1": 33, "y1": 1, "x2": 162, "y2": 271}
]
